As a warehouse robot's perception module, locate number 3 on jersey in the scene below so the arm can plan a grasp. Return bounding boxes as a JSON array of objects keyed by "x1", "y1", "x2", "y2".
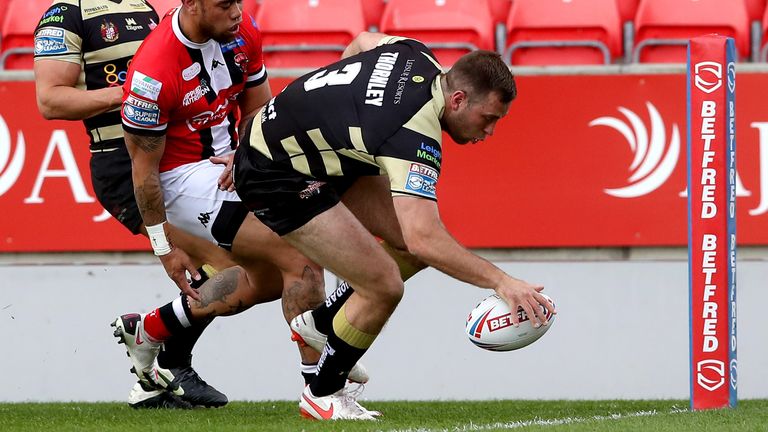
[{"x1": 304, "y1": 62, "x2": 362, "y2": 91}]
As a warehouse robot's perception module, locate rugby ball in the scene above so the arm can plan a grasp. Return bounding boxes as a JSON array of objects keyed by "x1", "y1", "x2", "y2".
[{"x1": 466, "y1": 293, "x2": 556, "y2": 352}]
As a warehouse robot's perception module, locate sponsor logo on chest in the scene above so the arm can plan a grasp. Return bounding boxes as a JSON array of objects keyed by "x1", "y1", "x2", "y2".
[
  {"x1": 183, "y1": 78, "x2": 212, "y2": 106},
  {"x1": 124, "y1": 18, "x2": 144, "y2": 31}
]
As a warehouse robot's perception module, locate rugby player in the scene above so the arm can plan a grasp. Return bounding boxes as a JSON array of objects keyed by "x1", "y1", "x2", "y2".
[
  {"x1": 33, "y1": 0, "x2": 235, "y2": 409},
  {"x1": 233, "y1": 32, "x2": 557, "y2": 420}
]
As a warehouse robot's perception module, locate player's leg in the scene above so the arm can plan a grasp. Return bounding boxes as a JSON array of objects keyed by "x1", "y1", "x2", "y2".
[
  {"x1": 282, "y1": 203, "x2": 403, "y2": 393},
  {"x1": 91, "y1": 147, "x2": 221, "y2": 408},
  {"x1": 230, "y1": 214, "x2": 340, "y2": 385},
  {"x1": 290, "y1": 176, "x2": 424, "y2": 356},
  {"x1": 161, "y1": 160, "x2": 336, "y2": 384},
  {"x1": 145, "y1": 225, "x2": 240, "y2": 407},
  {"x1": 294, "y1": 175, "x2": 425, "y2": 336},
  {"x1": 112, "y1": 265, "x2": 275, "y2": 402}
]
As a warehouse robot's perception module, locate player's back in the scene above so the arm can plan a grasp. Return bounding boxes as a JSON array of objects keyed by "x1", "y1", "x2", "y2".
[{"x1": 252, "y1": 38, "x2": 443, "y2": 179}]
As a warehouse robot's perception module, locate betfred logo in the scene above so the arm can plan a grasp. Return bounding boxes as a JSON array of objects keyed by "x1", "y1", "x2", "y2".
[
  {"x1": 694, "y1": 62, "x2": 723, "y2": 94},
  {"x1": 696, "y1": 359, "x2": 725, "y2": 391},
  {"x1": 589, "y1": 102, "x2": 680, "y2": 198},
  {"x1": 487, "y1": 313, "x2": 517, "y2": 332}
]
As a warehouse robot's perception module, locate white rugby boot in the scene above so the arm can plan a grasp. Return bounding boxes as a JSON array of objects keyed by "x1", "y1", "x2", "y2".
[
  {"x1": 111, "y1": 313, "x2": 179, "y2": 393},
  {"x1": 299, "y1": 385, "x2": 377, "y2": 421},
  {"x1": 127, "y1": 382, "x2": 193, "y2": 409},
  {"x1": 290, "y1": 311, "x2": 370, "y2": 384}
]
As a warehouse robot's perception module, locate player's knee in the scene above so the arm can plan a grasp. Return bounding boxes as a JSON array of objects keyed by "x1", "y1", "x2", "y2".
[{"x1": 374, "y1": 265, "x2": 404, "y2": 308}]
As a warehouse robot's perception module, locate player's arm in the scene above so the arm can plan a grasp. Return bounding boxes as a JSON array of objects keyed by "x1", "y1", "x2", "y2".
[
  {"x1": 209, "y1": 79, "x2": 272, "y2": 191},
  {"x1": 392, "y1": 196, "x2": 554, "y2": 326},
  {"x1": 238, "y1": 80, "x2": 272, "y2": 136},
  {"x1": 342, "y1": 32, "x2": 390, "y2": 58},
  {"x1": 125, "y1": 131, "x2": 201, "y2": 299},
  {"x1": 34, "y1": 59, "x2": 123, "y2": 120}
]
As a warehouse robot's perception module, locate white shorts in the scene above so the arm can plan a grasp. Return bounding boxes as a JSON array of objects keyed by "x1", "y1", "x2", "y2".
[{"x1": 160, "y1": 159, "x2": 249, "y2": 250}]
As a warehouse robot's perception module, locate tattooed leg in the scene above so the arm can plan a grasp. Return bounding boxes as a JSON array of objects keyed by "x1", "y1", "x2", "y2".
[{"x1": 186, "y1": 265, "x2": 281, "y2": 321}]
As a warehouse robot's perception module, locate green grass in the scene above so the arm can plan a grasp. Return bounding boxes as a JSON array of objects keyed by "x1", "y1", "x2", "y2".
[{"x1": 0, "y1": 400, "x2": 766, "y2": 431}]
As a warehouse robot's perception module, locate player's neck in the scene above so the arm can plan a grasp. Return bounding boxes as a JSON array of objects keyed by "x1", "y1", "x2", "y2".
[
  {"x1": 439, "y1": 73, "x2": 449, "y2": 119},
  {"x1": 178, "y1": 9, "x2": 210, "y2": 44}
]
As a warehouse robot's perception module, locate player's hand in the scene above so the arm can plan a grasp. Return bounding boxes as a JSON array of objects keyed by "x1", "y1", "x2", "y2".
[
  {"x1": 209, "y1": 154, "x2": 235, "y2": 192},
  {"x1": 158, "y1": 247, "x2": 201, "y2": 301},
  {"x1": 108, "y1": 85, "x2": 124, "y2": 109},
  {"x1": 494, "y1": 277, "x2": 555, "y2": 328}
]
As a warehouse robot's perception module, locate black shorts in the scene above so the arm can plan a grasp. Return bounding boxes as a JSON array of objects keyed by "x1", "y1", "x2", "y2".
[
  {"x1": 233, "y1": 144, "x2": 354, "y2": 236},
  {"x1": 89, "y1": 144, "x2": 143, "y2": 235}
]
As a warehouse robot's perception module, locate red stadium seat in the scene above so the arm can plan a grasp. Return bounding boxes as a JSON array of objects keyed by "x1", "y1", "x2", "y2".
[
  {"x1": 745, "y1": 0, "x2": 766, "y2": 22},
  {"x1": 758, "y1": 6, "x2": 768, "y2": 60},
  {"x1": 0, "y1": 0, "x2": 50, "y2": 69},
  {"x1": 746, "y1": 0, "x2": 765, "y2": 61},
  {"x1": 504, "y1": 0, "x2": 622, "y2": 65},
  {"x1": 361, "y1": 0, "x2": 385, "y2": 30},
  {"x1": 147, "y1": 0, "x2": 180, "y2": 16},
  {"x1": 616, "y1": 0, "x2": 639, "y2": 23},
  {"x1": 634, "y1": 0, "x2": 749, "y2": 63},
  {"x1": 257, "y1": 0, "x2": 366, "y2": 68},
  {"x1": 488, "y1": 0, "x2": 513, "y2": 25},
  {"x1": 379, "y1": 0, "x2": 495, "y2": 66}
]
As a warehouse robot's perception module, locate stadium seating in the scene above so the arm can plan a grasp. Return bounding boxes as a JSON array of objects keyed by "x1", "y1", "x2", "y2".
[
  {"x1": 256, "y1": 0, "x2": 366, "y2": 68},
  {"x1": 361, "y1": 0, "x2": 385, "y2": 30},
  {"x1": 0, "y1": 0, "x2": 50, "y2": 70},
  {"x1": 634, "y1": 0, "x2": 750, "y2": 63},
  {"x1": 379, "y1": 0, "x2": 495, "y2": 66},
  {"x1": 504, "y1": 0, "x2": 623, "y2": 65},
  {"x1": 615, "y1": 0, "x2": 639, "y2": 23},
  {"x1": 745, "y1": 0, "x2": 766, "y2": 22},
  {"x1": 147, "y1": 0, "x2": 180, "y2": 16},
  {"x1": 488, "y1": 0, "x2": 513, "y2": 25}
]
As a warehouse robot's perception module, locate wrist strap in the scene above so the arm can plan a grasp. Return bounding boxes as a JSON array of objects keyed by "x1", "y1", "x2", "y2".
[{"x1": 146, "y1": 222, "x2": 173, "y2": 256}]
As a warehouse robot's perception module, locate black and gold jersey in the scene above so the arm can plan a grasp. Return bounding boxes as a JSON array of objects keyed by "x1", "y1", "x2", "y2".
[
  {"x1": 246, "y1": 37, "x2": 445, "y2": 200},
  {"x1": 34, "y1": 0, "x2": 159, "y2": 150}
]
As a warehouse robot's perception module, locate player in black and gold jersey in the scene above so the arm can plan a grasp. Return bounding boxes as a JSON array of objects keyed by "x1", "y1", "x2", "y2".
[
  {"x1": 234, "y1": 32, "x2": 557, "y2": 420},
  {"x1": 32, "y1": 0, "x2": 233, "y2": 409}
]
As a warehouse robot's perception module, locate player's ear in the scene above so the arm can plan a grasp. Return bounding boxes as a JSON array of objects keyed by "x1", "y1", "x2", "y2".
[
  {"x1": 449, "y1": 90, "x2": 467, "y2": 111},
  {"x1": 181, "y1": 0, "x2": 199, "y2": 13}
]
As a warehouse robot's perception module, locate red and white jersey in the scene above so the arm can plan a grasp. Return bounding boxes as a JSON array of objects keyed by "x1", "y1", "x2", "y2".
[{"x1": 121, "y1": 7, "x2": 267, "y2": 172}]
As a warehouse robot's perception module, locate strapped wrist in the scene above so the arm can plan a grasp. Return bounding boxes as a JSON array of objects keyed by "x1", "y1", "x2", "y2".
[{"x1": 146, "y1": 222, "x2": 173, "y2": 256}]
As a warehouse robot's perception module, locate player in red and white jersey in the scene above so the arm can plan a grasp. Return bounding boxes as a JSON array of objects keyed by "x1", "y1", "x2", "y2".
[
  {"x1": 122, "y1": 5, "x2": 266, "y2": 172},
  {"x1": 115, "y1": 0, "x2": 371, "y2": 398}
]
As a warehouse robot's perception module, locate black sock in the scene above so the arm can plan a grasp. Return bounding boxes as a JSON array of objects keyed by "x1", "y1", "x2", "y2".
[
  {"x1": 157, "y1": 320, "x2": 210, "y2": 369},
  {"x1": 311, "y1": 281, "x2": 354, "y2": 335},
  {"x1": 156, "y1": 270, "x2": 214, "y2": 370},
  {"x1": 301, "y1": 362, "x2": 318, "y2": 386},
  {"x1": 309, "y1": 329, "x2": 366, "y2": 397}
]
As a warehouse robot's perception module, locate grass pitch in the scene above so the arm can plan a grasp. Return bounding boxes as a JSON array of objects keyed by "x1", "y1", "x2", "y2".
[{"x1": 0, "y1": 399, "x2": 766, "y2": 431}]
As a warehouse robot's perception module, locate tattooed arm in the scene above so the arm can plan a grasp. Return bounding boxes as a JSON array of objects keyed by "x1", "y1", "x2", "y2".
[
  {"x1": 125, "y1": 132, "x2": 167, "y2": 226},
  {"x1": 125, "y1": 131, "x2": 201, "y2": 299}
]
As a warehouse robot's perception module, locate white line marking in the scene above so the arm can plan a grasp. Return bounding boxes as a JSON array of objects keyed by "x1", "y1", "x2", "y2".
[{"x1": 383, "y1": 407, "x2": 688, "y2": 432}]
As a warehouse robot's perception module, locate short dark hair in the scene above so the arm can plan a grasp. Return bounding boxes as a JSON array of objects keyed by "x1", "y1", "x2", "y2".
[{"x1": 445, "y1": 50, "x2": 517, "y2": 103}]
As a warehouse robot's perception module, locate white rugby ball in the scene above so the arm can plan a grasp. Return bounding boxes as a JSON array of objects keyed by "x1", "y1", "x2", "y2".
[{"x1": 466, "y1": 293, "x2": 556, "y2": 352}]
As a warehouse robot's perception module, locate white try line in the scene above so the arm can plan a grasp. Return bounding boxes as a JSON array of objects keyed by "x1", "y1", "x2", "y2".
[{"x1": 382, "y1": 407, "x2": 689, "y2": 432}]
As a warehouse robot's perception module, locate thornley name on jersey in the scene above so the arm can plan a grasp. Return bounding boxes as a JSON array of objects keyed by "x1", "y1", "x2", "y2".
[{"x1": 365, "y1": 52, "x2": 399, "y2": 107}]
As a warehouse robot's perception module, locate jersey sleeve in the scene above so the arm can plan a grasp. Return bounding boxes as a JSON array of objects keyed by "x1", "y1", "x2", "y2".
[
  {"x1": 121, "y1": 50, "x2": 175, "y2": 136},
  {"x1": 377, "y1": 36, "x2": 441, "y2": 69},
  {"x1": 376, "y1": 127, "x2": 443, "y2": 201},
  {"x1": 241, "y1": 14, "x2": 268, "y2": 88},
  {"x1": 33, "y1": 1, "x2": 83, "y2": 64}
]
